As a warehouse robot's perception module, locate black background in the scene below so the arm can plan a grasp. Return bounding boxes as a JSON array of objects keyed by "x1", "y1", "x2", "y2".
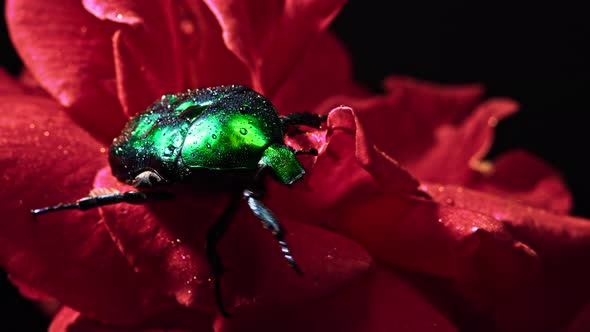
[{"x1": 2, "y1": 1, "x2": 589, "y2": 330}]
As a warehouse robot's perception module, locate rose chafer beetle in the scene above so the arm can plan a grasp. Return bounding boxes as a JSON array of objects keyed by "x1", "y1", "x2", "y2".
[{"x1": 32, "y1": 85, "x2": 325, "y2": 317}]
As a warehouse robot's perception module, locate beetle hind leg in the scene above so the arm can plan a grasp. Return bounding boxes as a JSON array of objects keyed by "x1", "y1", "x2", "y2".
[
  {"x1": 243, "y1": 189, "x2": 303, "y2": 275},
  {"x1": 205, "y1": 192, "x2": 242, "y2": 318}
]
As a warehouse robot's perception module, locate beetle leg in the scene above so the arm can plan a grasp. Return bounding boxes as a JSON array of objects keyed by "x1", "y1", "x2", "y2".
[
  {"x1": 280, "y1": 112, "x2": 327, "y2": 129},
  {"x1": 205, "y1": 192, "x2": 242, "y2": 318},
  {"x1": 30, "y1": 191, "x2": 174, "y2": 215},
  {"x1": 243, "y1": 189, "x2": 303, "y2": 276},
  {"x1": 295, "y1": 148, "x2": 318, "y2": 156}
]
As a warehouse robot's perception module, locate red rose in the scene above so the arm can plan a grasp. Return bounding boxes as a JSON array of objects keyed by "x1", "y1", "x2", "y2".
[{"x1": 1, "y1": 1, "x2": 589, "y2": 331}]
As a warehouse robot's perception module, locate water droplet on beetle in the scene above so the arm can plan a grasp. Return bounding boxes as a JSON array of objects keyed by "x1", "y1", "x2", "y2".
[
  {"x1": 163, "y1": 144, "x2": 175, "y2": 157},
  {"x1": 211, "y1": 134, "x2": 217, "y2": 139},
  {"x1": 206, "y1": 143, "x2": 211, "y2": 148},
  {"x1": 239, "y1": 128, "x2": 248, "y2": 135}
]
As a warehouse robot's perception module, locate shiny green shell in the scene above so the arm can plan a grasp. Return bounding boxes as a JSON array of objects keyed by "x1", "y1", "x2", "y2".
[{"x1": 109, "y1": 85, "x2": 304, "y2": 185}]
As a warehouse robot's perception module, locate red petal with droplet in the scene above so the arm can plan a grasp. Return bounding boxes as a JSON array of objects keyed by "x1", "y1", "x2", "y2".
[
  {"x1": 422, "y1": 183, "x2": 590, "y2": 330},
  {"x1": 5, "y1": 0, "x2": 126, "y2": 141},
  {"x1": 320, "y1": 76, "x2": 485, "y2": 167},
  {"x1": 467, "y1": 149, "x2": 572, "y2": 213},
  {"x1": 215, "y1": 266, "x2": 457, "y2": 332},
  {"x1": 177, "y1": 0, "x2": 251, "y2": 89},
  {"x1": 203, "y1": 0, "x2": 346, "y2": 96},
  {"x1": 95, "y1": 167, "x2": 372, "y2": 315},
  {"x1": 0, "y1": 96, "x2": 165, "y2": 324},
  {"x1": 335, "y1": 193, "x2": 551, "y2": 330},
  {"x1": 83, "y1": 0, "x2": 184, "y2": 117},
  {"x1": 267, "y1": 106, "x2": 419, "y2": 227}
]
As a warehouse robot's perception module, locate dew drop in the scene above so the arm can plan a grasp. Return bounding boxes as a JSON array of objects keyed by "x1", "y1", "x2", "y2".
[
  {"x1": 206, "y1": 143, "x2": 212, "y2": 148},
  {"x1": 163, "y1": 144, "x2": 175, "y2": 157},
  {"x1": 43, "y1": 131, "x2": 50, "y2": 137},
  {"x1": 488, "y1": 116, "x2": 498, "y2": 127},
  {"x1": 29, "y1": 123, "x2": 36, "y2": 129},
  {"x1": 180, "y1": 20, "x2": 195, "y2": 34},
  {"x1": 116, "y1": 13, "x2": 123, "y2": 20},
  {"x1": 99, "y1": 147, "x2": 106, "y2": 153},
  {"x1": 239, "y1": 128, "x2": 248, "y2": 135},
  {"x1": 211, "y1": 134, "x2": 217, "y2": 139},
  {"x1": 445, "y1": 198, "x2": 454, "y2": 206}
]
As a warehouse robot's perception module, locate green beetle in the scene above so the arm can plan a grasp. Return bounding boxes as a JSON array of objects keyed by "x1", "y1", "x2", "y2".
[{"x1": 32, "y1": 85, "x2": 325, "y2": 317}]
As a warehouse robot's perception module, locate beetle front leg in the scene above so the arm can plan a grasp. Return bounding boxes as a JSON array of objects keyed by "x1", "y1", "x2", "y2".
[
  {"x1": 280, "y1": 112, "x2": 327, "y2": 130},
  {"x1": 31, "y1": 191, "x2": 174, "y2": 215},
  {"x1": 243, "y1": 189, "x2": 303, "y2": 276}
]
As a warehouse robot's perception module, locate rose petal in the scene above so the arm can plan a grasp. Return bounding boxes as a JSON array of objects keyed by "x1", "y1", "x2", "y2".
[
  {"x1": 335, "y1": 193, "x2": 551, "y2": 330},
  {"x1": 174, "y1": 0, "x2": 252, "y2": 89},
  {"x1": 422, "y1": 183, "x2": 590, "y2": 330},
  {"x1": 18, "y1": 69, "x2": 52, "y2": 97},
  {"x1": 50, "y1": 306, "x2": 208, "y2": 332},
  {"x1": 6, "y1": 0, "x2": 127, "y2": 141},
  {"x1": 567, "y1": 301, "x2": 590, "y2": 332},
  {"x1": 272, "y1": 32, "x2": 357, "y2": 115},
  {"x1": 266, "y1": 106, "x2": 419, "y2": 228},
  {"x1": 8, "y1": 275, "x2": 55, "y2": 302},
  {"x1": 204, "y1": 0, "x2": 345, "y2": 97},
  {"x1": 319, "y1": 76, "x2": 485, "y2": 167},
  {"x1": 0, "y1": 96, "x2": 164, "y2": 324},
  {"x1": 466, "y1": 149, "x2": 572, "y2": 213},
  {"x1": 95, "y1": 168, "x2": 372, "y2": 314},
  {"x1": 84, "y1": 0, "x2": 184, "y2": 117},
  {"x1": 335, "y1": 194, "x2": 539, "y2": 281},
  {"x1": 216, "y1": 265, "x2": 457, "y2": 332},
  {"x1": 407, "y1": 98, "x2": 517, "y2": 183},
  {"x1": 0, "y1": 67, "x2": 25, "y2": 94}
]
